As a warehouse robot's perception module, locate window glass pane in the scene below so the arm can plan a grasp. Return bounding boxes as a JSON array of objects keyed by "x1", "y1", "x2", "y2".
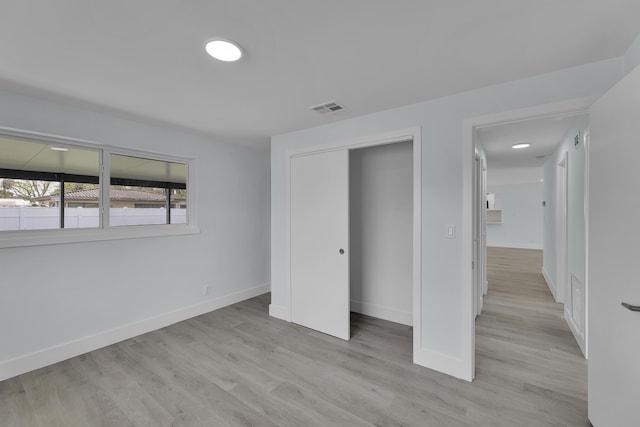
[
  {"x1": 0, "y1": 136, "x2": 99, "y2": 176},
  {"x1": 109, "y1": 154, "x2": 187, "y2": 226},
  {"x1": 109, "y1": 185, "x2": 168, "y2": 226},
  {"x1": 62, "y1": 182, "x2": 100, "y2": 229},
  {"x1": 0, "y1": 179, "x2": 59, "y2": 231},
  {"x1": 0, "y1": 136, "x2": 99, "y2": 231}
]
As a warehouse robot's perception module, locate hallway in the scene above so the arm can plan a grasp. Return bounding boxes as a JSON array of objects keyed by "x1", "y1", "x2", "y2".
[{"x1": 475, "y1": 247, "x2": 589, "y2": 426}]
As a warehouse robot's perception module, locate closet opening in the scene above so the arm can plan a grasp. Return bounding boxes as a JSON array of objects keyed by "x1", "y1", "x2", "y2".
[
  {"x1": 349, "y1": 141, "x2": 414, "y2": 346},
  {"x1": 287, "y1": 127, "x2": 422, "y2": 367}
]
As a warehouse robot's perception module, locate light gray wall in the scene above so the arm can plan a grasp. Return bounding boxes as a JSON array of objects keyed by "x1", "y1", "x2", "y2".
[
  {"x1": 0, "y1": 89, "x2": 270, "y2": 362},
  {"x1": 624, "y1": 33, "x2": 640, "y2": 74},
  {"x1": 486, "y1": 182, "x2": 543, "y2": 249},
  {"x1": 350, "y1": 142, "x2": 413, "y2": 325},
  {"x1": 542, "y1": 115, "x2": 589, "y2": 292},
  {"x1": 487, "y1": 167, "x2": 543, "y2": 185},
  {"x1": 271, "y1": 58, "x2": 623, "y2": 359}
]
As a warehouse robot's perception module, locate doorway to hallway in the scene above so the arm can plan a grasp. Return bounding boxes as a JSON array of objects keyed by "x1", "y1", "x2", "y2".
[
  {"x1": 475, "y1": 247, "x2": 588, "y2": 424},
  {"x1": 463, "y1": 98, "x2": 592, "y2": 380}
]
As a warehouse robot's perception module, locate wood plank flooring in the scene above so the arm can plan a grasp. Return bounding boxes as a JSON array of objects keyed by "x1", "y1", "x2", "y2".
[
  {"x1": 0, "y1": 247, "x2": 589, "y2": 426},
  {"x1": 477, "y1": 247, "x2": 589, "y2": 426}
]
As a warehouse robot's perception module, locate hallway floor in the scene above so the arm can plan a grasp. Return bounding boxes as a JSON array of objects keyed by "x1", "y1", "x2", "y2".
[{"x1": 476, "y1": 247, "x2": 589, "y2": 426}]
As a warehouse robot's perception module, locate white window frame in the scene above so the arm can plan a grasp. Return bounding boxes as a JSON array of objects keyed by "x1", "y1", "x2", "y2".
[{"x1": 0, "y1": 127, "x2": 199, "y2": 249}]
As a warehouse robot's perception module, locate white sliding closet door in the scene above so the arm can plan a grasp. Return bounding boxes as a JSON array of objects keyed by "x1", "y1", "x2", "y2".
[{"x1": 290, "y1": 150, "x2": 350, "y2": 340}]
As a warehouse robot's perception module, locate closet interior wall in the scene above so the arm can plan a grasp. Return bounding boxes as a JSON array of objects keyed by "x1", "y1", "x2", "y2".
[{"x1": 349, "y1": 141, "x2": 413, "y2": 326}]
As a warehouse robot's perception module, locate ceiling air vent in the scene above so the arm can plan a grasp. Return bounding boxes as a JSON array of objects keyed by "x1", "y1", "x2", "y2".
[{"x1": 310, "y1": 100, "x2": 345, "y2": 116}]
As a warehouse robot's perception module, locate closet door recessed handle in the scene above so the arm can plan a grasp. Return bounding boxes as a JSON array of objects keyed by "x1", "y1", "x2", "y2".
[
  {"x1": 622, "y1": 302, "x2": 640, "y2": 312},
  {"x1": 339, "y1": 248, "x2": 344, "y2": 255}
]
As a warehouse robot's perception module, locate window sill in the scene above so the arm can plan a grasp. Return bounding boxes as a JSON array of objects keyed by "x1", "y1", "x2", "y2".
[{"x1": 0, "y1": 225, "x2": 200, "y2": 249}]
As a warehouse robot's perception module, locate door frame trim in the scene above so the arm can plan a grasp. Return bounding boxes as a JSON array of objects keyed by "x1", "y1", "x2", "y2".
[
  {"x1": 556, "y1": 152, "x2": 569, "y2": 304},
  {"x1": 283, "y1": 126, "x2": 423, "y2": 364},
  {"x1": 472, "y1": 150, "x2": 486, "y2": 318},
  {"x1": 462, "y1": 96, "x2": 594, "y2": 380},
  {"x1": 582, "y1": 129, "x2": 590, "y2": 358}
]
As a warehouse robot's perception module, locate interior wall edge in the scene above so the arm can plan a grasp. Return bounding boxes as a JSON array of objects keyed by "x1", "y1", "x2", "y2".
[
  {"x1": 268, "y1": 303, "x2": 291, "y2": 322},
  {"x1": 413, "y1": 348, "x2": 470, "y2": 382}
]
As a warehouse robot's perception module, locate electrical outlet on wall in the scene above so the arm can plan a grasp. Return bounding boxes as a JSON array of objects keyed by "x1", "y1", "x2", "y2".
[{"x1": 203, "y1": 285, "x2": 211, "y2": 296}]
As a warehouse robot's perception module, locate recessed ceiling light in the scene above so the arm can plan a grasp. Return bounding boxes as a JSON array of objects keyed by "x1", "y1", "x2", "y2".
[
  {"x1": 512, "y1": 143, "x2": 531, "y2": 149},
  {"x1": 205, "y1": 39, "x2": 242, "y2": 62},
  {"x1": 50, "y1": 147, "x2": 68, "y2": 152},
  {"x1": 540, "y1": 179, "x2": 544, "y2": 182}
]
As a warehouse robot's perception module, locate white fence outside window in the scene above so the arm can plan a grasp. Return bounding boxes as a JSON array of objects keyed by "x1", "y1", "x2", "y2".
[{"x1": 0, "y1": 207, "x2": 187, "y2": 231}]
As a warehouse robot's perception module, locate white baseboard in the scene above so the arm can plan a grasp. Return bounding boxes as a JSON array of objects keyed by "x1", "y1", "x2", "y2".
[
  {"x1": 268, "y1": 303, "x2": 291, "y2": 322},
  {"x1": 542, "y1": 267, "x2": 557, "y2": 300},
  {"x1": 350, "y1": 300, "x2": 412, "y2": 326},
  {"x1": 413, "y1": 348, "x2": 471, "y2": 382},
  {"x1": 487, "y1": 242, "x2": 543, "y2": 250},
  {"x1": 565, "y1": 312, "x2": 586, "y2": 358},
  {"x1": 0, "y1": 283, "x2": 271, "y2": 382}
]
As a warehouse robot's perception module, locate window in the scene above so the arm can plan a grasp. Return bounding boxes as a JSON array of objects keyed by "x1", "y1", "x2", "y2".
[
  {"x1": 0, "y1": 129, "x2": 196, "y2": 247},
  {"x1": 109, "y1": 154, "x2": 187, "y2": 226},
  {"x1": 0, "y1": 137, "x2": 99, "y2": 231}
]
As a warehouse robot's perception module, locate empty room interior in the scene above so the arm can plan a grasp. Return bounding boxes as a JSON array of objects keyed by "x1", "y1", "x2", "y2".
[{"x1": 1, "y1": 2, "x2": 639, "y2": 426}]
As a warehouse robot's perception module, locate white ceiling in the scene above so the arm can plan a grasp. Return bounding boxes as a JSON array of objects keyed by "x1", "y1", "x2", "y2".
[
  {"x1": 476, "y1": 113, "x2": 589, "y2": 169},
  {"x1": 0, "y1": 1, "x2": 639, "y2": 148}
]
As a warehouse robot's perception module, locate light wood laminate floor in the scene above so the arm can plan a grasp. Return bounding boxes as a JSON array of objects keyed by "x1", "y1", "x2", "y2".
[{"x1": 1, "y1": 247, "x2": 589, "y2": 426}]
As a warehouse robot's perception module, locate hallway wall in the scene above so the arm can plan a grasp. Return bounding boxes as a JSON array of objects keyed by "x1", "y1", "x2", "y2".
[
  {"x1": 486, "y1": 181, "x2": 543, "y2": 249},
  {"x1": 542, "y1": 115, "x2": 588, "y2": 298}
]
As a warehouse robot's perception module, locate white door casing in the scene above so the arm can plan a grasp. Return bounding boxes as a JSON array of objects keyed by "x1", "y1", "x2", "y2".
[
  {"x1": 588, "y1": 64, "x2": 640, "y2": 426},
  {"x1": 556, "y1": 153, "x2": 568, "y2": 304},
  {"x1": 472, "y1": 152, "x2": 484, "y2": 316},
  {"x1": 282, "y1": 128, "x2": 434, "y2": 375},
  {"x1": 583, "y1": 130, "x2": 590, "y2": 358},
  {"x1": 290, "y1": 150, "x2": 350, "y2": 340},
  {"x1": 472, "y1": 155, "x2": 478, "y2": 317},
  {"x1": 482, "y1": 157, "x2": 488, "y2": 297}
]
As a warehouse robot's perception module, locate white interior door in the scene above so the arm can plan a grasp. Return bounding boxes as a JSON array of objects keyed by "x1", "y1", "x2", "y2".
[
  {"x1": 588, "y1": 64, "x2": 640, "y2": 426},
  {"x1": 290, "y1": 150, "x2": 350, "y2": 340}
]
